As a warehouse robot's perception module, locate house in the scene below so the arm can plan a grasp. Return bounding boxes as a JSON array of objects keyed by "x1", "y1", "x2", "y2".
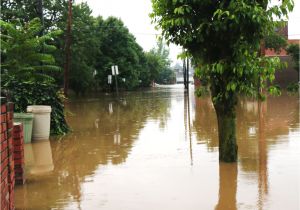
[{"x1": 264, "y1": 23, "x2": 299, "y2": 87}]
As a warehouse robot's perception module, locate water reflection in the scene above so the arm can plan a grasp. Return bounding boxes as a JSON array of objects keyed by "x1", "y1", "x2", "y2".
[
  {"x1": 25, "y1": 141, "x2": 54, "y2": 175},
  {"x1": 184, "y1": 91, "x2": 193, "y2": 165},
  {"x1": 193, "y1": 92, "x2": 299, "y2": 209},
  {"x1": 215, "y1": 163, "x2": 238, "y2": 210},
  {"x1": 15, "y1": 89, "x2": 174, "y2": 209},
  {"x1": 14, "y1": 87, "x2": 299, "y2": 210}
]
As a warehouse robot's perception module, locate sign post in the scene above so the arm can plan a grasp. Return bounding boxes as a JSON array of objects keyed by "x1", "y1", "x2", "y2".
[{"x1": 111, "y1": 65, "x2": 119, "y2": 97}]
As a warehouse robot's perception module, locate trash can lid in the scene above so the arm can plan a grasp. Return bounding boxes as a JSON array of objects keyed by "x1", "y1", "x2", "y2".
[
  {"x1": 14, "y1": 113, "x2": 34, "y2": 119},
  {"x1": 27, "y1": 105, "x2": 52, "y2": 113},
  {"x1": 13, "y1": 122, "x2": 22, "y2": 126}
]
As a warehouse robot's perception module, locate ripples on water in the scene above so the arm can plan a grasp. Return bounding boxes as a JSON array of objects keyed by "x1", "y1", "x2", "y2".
[{"x1": 14, "y1": 85, "x2": 300, "y2": 210}]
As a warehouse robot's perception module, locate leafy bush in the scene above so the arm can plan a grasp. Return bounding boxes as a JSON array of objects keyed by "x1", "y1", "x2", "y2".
[
  {"x1": 1, "y1": 18, "x2": 69, "y2": 135},
  {"x1": 3, "y1": 79, "x2": 69, "y2": 135},
  {"x1": 286, "y1": 82, "x2": 299, "y2": 92}
]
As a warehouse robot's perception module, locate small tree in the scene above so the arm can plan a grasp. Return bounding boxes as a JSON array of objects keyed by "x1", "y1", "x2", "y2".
[
  {"x1": 265, "y1": 30, "x2": 288, "y2": 53},
  {"x1": 1, "y1": 18, "x2": 69, "y2": 135},
  {"x1": 151, "y1": 0, "x2": 293, "y2": 162}
]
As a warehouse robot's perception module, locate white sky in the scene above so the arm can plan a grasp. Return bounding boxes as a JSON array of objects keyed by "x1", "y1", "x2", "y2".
[{"x1": 81, "y1": 0, "x2": 300, "y2": 64}]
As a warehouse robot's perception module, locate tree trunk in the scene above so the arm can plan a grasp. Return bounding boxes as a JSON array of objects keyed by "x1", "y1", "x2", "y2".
[
  {"x1": 211, "y1": 85, "x2": 238, "y2": 162},
  {"x1": 215, "y1": 107, "x2": 238, "y2": 162}
]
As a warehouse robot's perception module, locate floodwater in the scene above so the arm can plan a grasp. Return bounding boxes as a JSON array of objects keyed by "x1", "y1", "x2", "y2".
[{"x1": 14, "y1": 85, "x2": 300, "y2": 210}]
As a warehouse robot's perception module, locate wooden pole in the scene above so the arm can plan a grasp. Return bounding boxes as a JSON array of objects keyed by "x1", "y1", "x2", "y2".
[
  {"x1": 64, "y1": 0, "x2": 72, "y2": 96},
  {"x1": 37, "y1": 0, "x2": 44, "y2": 35}
]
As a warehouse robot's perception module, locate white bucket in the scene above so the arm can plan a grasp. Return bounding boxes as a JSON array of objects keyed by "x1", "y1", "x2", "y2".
[{"x1": 27, "y1": 105, "x2": 52, "y2": 141}]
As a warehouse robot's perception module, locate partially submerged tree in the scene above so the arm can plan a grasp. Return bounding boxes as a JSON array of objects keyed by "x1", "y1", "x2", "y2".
[{"x1": 151, "y1": 0, "x2": 293, "y2": 162}]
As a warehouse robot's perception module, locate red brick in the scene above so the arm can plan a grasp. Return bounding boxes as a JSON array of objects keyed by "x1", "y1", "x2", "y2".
[
  {"x1": 8, "y1": 172, "x2": 14, "y2": 184},
  {"x1": 13, "y1": 158, "x2": 24, "y2": 165},
  {"x1": 1, "y1": 148, "x2": 8, "y2": 162},
  {"x1": 14, "y1": 167, "x2": 24, "y2": 173},
  {"x1": 1, "y1": 167, "x2": 8, "y2": 182},
  {"x1": 1, "y1": 177, "x2": 8, "y2": 191},
  {"x1": 12, "y1": 138, "x2": 23, "y2": 146},
  {"x1": 1, "y1": 104, "x2": 7, "y2": 114},
  {"x1": 7, "y1": 121, "x2": 13, "y2": 129},
  {"x1": 7, "y1": 137, "x2": 13, "y2": 149},
  {"x1": 1, "y1": 132, "x2": 7, "y2": 143},
  {"x1": 1, "y1": 158, "x2": 8, "y2": 173},
  {"x1": 1, "y1": 140, "x2": 7, "y2": 152},
  {"x1": 13, "y1": 151, "x2": 24, "y2": 160},
  {"x1": 8, "y1": 159, "x2": 14, "y2": 171},
  {"x1": 6, "y1": 129, "x2": 11, "y2": 139},
  {"x1": 1, "y1": 123, "x2": 7, "y2": 133},
  {"x1": 13, "y1": 145, "x2": 23, "y2": 152},
  {"x1": 12, "y1": 132, "x2": 23, "y2": 139},
  {"x1": 0, "y1": 114, "x2": 7, "y2": 123},
  {"x1": 6, "y1": 112, "x2": 13, "y2": 121}
]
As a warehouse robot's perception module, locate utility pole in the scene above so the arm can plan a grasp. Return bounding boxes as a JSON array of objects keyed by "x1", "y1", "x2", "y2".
[
  {"x1": 183, "y1": 57, "x2": 187, "y2": 89},
  {"x1": 37, "y1": 0, "x2": 44, "y2": 35},
  {"x1": 186, "y1": 57, "x2": 189, "y2": 91},
  {"x1": 64, "y1": 0, "x2": 72, "y2": 96}
]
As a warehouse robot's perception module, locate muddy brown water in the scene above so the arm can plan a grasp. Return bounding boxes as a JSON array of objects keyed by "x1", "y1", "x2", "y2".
[{"x1": 14, "y1": 85, "x2": 300, "y2": 210}]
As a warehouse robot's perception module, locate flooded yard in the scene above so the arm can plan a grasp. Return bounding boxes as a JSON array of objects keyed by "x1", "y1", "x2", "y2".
[{"x1": 14, "y1": 85, "x2": 300, "y2": 210}]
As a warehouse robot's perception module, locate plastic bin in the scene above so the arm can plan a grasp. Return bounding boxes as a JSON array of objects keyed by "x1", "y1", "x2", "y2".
[
  {"x1": 27, "y1": 105, "x2": 52, "y2": 141},
  {"x1": 13, "y1": 113, "x2": 34, "y2": 143}
]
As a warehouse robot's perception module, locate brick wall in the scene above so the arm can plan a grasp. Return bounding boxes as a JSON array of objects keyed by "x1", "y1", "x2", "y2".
[{"x1": 1, "y1": 99, "x2": 15, "y2": 210}]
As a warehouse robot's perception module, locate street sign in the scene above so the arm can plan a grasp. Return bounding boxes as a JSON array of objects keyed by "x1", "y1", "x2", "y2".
[
  {"x1": 115, "y1": 65, "x2": 119, "y2": 75},
  {"x1": 111, "y1": 66, "x2": 115, "y2": 75},
  {"x1": 108, "y1": 75, "x2": 112, "y2": 84}
]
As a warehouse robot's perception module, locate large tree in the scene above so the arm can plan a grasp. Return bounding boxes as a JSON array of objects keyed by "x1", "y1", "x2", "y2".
[
  {"x1": 151, "y1": 0, "x2": 293, "y2": 162},
  {"x1": 144, "y1": 40, "x2": 175, "y2": 85},
  {"x1": 95, "y1": 17, "x2": 146, "y2": 90}
]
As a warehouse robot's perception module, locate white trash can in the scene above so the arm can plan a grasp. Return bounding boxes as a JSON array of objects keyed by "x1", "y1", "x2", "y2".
[{"x1": 27, "y1": 105, "x2": 52, "y2": 141}]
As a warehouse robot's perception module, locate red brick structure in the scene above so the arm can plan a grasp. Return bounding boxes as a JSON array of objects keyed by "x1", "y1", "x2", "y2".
[
  {"x1": 12, "y1": 123, "x2": 25, "y2": 185},
  {"x1": 264, "y1": 23, "x2": 299, "y2": 87},
  {"x1": 264, "y1": 23, "x2": 300, "y2": 56},
  {"x1": 1, "y1": 99, "x2": 15, "y2": 210}
]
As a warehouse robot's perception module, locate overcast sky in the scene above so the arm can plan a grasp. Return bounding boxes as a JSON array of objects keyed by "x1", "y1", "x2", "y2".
[{"x1": 81, "y1": 0, "x2": 300, "y2": 64}]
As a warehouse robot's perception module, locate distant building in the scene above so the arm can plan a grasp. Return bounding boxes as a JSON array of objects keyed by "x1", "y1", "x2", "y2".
[
  {"x1": 264, "y1": 23, "x2": 299, "y2": 87},
  {"x1": 172, "y1": 62, "x2": 194, "y2": 84},
  {"x1": 265, "y1": 23, "x2": 300, "y2": 56}
]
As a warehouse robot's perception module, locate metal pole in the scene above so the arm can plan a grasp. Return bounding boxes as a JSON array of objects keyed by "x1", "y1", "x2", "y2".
[
  {"x1": 114, "y1": 66, "x2": 119, "y2": 97},
  {"x1": 183, "y1": 58, "x2": 187, "y2": 89},
  {"x1": 64, "y1": 0, "x2": 72, "y2": 96},
  {"x1": 115, "y1": 74, "x2": 119, "y2": 97},
  {"x1": 186, "y1": 57, "x2": 189, "y2": 91}
]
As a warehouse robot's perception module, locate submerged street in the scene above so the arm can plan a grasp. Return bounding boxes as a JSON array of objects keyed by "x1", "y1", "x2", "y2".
[{"x1": 14, "y1": 85, "x2": 300, "y2": 210}]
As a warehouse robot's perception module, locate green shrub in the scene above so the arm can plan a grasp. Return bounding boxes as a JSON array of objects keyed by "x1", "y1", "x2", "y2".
[
  {"x1": 1, "y1": 18, "x2": 69, "y2": 135},
  {"x1": 3, "y1": 79, "x2": 69, "y2": 135},
  {"x1": 286, "y1": 82, "x2": 299, "y2": 92}
]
